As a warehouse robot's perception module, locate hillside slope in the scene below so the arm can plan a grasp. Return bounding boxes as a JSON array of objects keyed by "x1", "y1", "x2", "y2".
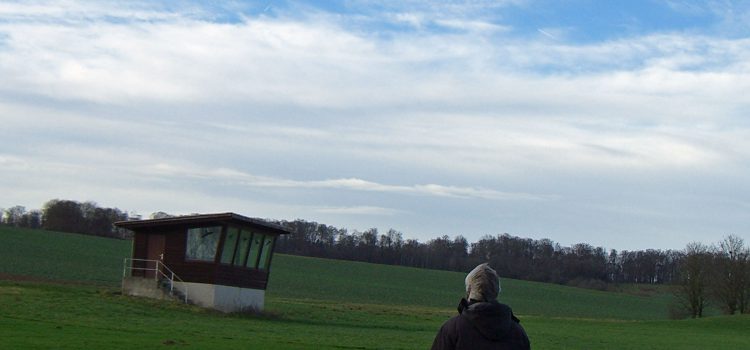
[
  {"x1": 3, "y1": 226, "x2": 750, "y2": 349},
  {"x1": 2, "y1": 226, "x2": 670, "y2": 319}
]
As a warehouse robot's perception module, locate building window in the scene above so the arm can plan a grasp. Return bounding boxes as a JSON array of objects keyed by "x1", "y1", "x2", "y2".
[
  {"x1": 246, "y1": 233, "x2": 263, "y2": 269},
  {"x1": 258, "y1": 235, "x2": 275, "y2": 270},
  {"x1": 234, "y1": 230, "x2": 252, "y2": 266},
  {"x1": 185, "y1": 226, "x2": 222, "y2": 262},
  {"x1": 220, "y1": 227, "x2": 239, "y2": 264}
]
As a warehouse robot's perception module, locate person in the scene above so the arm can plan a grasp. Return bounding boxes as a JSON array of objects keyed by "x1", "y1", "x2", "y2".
[{"x1": 431, "y1": 263, "x2": 530, "y2": 350}]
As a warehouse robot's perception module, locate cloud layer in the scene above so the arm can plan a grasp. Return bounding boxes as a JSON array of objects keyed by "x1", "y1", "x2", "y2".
[{"x1": 1, "y1": 0, "x2": 749, "y2": 250}]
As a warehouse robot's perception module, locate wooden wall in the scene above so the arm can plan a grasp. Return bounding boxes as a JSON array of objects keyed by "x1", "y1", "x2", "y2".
[{"x1": 129, "y1": 221, "x2": 276, "y2": 290}]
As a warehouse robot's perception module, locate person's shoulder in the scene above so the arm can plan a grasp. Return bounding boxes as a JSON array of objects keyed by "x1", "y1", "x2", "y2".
[
  {"x1": 438, "y1": 313, "x2": 470, "y2": 338},
  {"x1": 440, "y1": 314, "x2": 462, "y2": 329},
  {"x1": 431, "y1": 315, "x2": 462, "y2": 350},
  {"x1": 509, "y1": 318, "x2": 531, "y2": 349}
]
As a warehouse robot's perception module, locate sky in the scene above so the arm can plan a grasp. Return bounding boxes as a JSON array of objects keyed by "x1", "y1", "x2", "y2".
[{"x1": 1, "y1": 0, "x2": 749, "y2": 251}]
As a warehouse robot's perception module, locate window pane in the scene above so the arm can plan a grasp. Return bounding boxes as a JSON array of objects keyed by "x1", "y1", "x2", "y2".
[
  {"x1": 220, "y1": 227, "x2": 239, "y2": 264},
  {"x1": 234, "y1": 230, "x2": 252, "y2": 266},
  {"x1": 258, "y1": 235, "x2": 275, "y2": 270},
  {"x1": 246, "y1": 233, "x2": 263, "y2": 269},
  {"x1": 185, "y1": 226, "x2": 221, "y2": 262}
]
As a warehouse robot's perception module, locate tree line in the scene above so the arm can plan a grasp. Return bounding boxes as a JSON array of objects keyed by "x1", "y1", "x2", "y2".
[
  {"x1": 272, "y1": 219, "x2": 683, "y2": 288},
  {"x1": 0, "y1": 200, "x2": 700, "y2": 287},
  {"x1": 3, "y1": 199, "x2": 748, "y2": 317},
  {"x1": 1, "y1": 200, "x2": 132, "y2": 239},
  {"x1": 274, "y1": 220, "x2": 749, "y2": 316},
  {"x1": 676, "y1": 235, "x2": 750, "y2": 318}
]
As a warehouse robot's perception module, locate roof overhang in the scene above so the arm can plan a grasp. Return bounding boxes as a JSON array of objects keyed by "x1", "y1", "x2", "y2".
[{"x1": 115, "y1": 212, "x2": 292, "y2": 235}]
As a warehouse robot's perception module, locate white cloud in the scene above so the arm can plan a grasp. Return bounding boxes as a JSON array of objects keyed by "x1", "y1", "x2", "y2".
[
  {"x1": 435, "y1": 19, "x2": 508, "y2": 33},
  {"x1": 129, "y1": 162, "x2": 551, "y2": 201},
  {"x1": 314, "y1": 206, "x2": 400, "y2": 216},
  {"x1": 2, "y1": 5, "x2": 749, "y2": 114},
  {"x1": 0, "y1": 0, "x2": 205, "y2": 23},
  {"x1": 2, "y1": 0, "x2": 750, "y2": 249}
]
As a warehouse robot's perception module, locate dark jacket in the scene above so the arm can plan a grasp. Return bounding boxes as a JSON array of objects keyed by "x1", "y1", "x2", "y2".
[{"x1": 431, "y1": 299, "x2": 530, "y2": 350}]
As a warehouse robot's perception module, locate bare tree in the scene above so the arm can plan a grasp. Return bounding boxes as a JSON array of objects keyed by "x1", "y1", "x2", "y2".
[
  {"x1": 3, "y1": 206, "x2": 27, "y2": 227},
  {"x1": 713, "y1": 235, "x2": 749, "y2": 314},
  {"x1": 676, "y1": 242, "x2": 711, "y2": 318},
  {"x1": 20, "y1": 210, "x2": 42, "y2": 229}
]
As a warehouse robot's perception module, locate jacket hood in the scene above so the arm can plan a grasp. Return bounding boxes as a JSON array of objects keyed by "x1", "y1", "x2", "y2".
[{"x1": 458, "y1": 299, "x2": 518, "y2": 341}]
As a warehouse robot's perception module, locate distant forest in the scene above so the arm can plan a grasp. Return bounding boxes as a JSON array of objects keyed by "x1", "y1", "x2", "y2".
[
  {"x1": 3, "y1": 199, "x2": 749, "y2": 316},
  {"x1": 0, "y1": 198, "x2": 689, "y2": 286},
  {"x1": 274, "y1": 219, "x2": 682, "y2": 288},
  {"x1": 2, "y1": 200, "x2": 130, "y2": 239}
]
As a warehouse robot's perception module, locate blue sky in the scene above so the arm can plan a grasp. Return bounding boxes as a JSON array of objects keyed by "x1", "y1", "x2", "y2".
[{"x1": 1, "y1": 0, "x2": 749, "y2": 250}]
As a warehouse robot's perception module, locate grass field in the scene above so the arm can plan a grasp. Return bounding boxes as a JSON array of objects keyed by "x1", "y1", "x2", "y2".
[{"x1": 2, "y1": 226, "x2": 749, "y2": 349}]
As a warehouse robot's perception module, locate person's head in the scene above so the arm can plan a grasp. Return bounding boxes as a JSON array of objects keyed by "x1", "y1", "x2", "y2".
[{"x1": 465, "y1": 263, "x2": 500, "y2": 301}]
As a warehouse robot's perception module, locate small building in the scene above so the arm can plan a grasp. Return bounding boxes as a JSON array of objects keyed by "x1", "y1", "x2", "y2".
[{"x1": 115, "y1": 212, "x2": 291, "y2": 312}]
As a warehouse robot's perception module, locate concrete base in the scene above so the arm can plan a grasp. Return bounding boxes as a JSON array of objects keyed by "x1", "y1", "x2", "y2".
[
  {"x1": 122, "y1": 276, "x2": 171, "y2": 300},
  {"x1": 174, "y1": 281, "x2": 265, "y2": 312},
  {"x1": 122, "y1": 277, "x2": 265, "y2": 312}
]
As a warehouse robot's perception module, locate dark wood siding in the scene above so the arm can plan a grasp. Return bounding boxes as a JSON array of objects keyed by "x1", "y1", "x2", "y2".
[
  {"x1": 130, "y1": 232, "x2": 149, "y2": 277},
  {"x1": 133, "y1": 232, "x2": 148, "y2": 259},
  {"x1": 172, "y1": 262, "x2": 218, "y2": 285},
  {"x1": 215, "y1": 265, "x2": 270, "y2": 289},
  {"x1": 163, "y1": 227, "x2": 186, "y2": 264}
]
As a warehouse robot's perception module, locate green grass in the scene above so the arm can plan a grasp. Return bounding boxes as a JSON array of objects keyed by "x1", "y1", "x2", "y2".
[
  {"x1": 2, "y1": 226, "x2": 749, "y2": 349},
  {"x1": 0, "y1": 281, "x2": 440, "y2": 349},
  {"x1": 0, "y1": 226, "x2": 130, "y2": 284},
  {"x1": 0, "y1": 226, "x2": 672, "y2": 319},
  {"x1": 269, "y1": 254, "x2": 674, "y2": 320}
]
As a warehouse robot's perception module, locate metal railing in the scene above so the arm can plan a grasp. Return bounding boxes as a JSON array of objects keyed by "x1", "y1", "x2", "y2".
[{"x1": 123, "y1": 258, "x2": 188, "y2": 303}]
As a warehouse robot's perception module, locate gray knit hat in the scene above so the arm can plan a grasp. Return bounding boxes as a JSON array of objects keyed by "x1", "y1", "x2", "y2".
[{"x1": 465, "y1": 263, "x2": 501, "y2": 301}]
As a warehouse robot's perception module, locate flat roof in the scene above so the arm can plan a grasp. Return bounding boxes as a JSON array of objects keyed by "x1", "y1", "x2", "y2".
[{"x1": 114, "y1": 212, "x2": 291, "y2": 234}]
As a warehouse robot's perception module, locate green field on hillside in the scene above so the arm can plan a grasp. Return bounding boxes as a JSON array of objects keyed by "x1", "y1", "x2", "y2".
[{"x1": 2, "y1": 226, "x2": 749, "y2": 349}]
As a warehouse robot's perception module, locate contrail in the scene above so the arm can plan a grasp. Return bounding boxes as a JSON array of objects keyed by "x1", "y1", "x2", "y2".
[{"x1": 537, "y1": 28, "x2": 556, "y2": 39}]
